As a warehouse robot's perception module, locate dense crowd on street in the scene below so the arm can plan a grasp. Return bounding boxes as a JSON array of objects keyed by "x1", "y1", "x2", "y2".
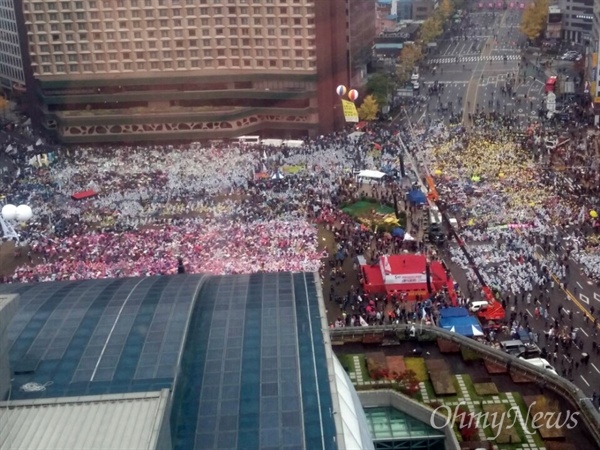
[{"x1": 0, "y1": 127, "x2": 420, "y2": 283}]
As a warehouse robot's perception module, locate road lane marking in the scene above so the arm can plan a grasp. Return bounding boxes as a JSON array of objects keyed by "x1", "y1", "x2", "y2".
[
  {"x1": 594, "y1": 292, "x2": 600, "y2": 302},
  {"x1": 579, "y1": 328, "x2": 589, "y2": 337},
  {"x1": 592, "y1": 363, "x2": 600, "y2": 374},
  {"x1": 581, "y1": 375, "x2": 590, "y2": 387},
  {"x1": 577, "y1": 282, "x2": 583, "y2": 289},
  {"x1": 549, "y1": 273, "x2": 598, "y2": 327},
  {"x1": 580, "y1": 293, "x2": 590, "y2": 305},
  {"x1": 526, "y1": 309, "x2": 533, "y2": 317}
]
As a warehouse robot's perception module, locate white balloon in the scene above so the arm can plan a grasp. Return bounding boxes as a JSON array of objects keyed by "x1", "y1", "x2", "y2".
[
  {"x1": 1, "y1": 204, "x2": 17, "y2": 221},
  {"x1": 15, "y1": 205, "x2": 33, "y2": 222}
]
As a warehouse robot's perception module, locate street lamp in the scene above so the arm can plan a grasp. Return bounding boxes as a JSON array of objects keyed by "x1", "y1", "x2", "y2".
[{"x1": 0, "y1": 204, "x2": 33, "y2": 241}]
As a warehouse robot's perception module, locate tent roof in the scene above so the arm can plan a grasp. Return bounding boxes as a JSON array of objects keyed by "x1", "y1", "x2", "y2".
[
  {"x1": 439, "y1": 307, "x2": 469, "y2": 318},
  {"x1": 407, "y1": 190, "x2": 427, "y2": 204},
  {"x1": 439, "y1": 315, "x2": 483, "y2": 337},
  {"x1": 358, "y1": 170, "x2": 387, "y2": 179}
]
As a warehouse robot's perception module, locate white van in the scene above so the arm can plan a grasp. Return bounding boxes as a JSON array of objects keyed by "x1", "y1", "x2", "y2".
[
  {"x1": 469, "y1": 301, "x2": 489, "y2": 313},
  {"x1": 235, "y1": 135, "x2": 261, "y2": 144},
  {"x1": 283, "y1": 139, "x2": 305, "y2": 148},
  {"x1": 519, "y1": 357, "x2": 558, "y2": 376}
]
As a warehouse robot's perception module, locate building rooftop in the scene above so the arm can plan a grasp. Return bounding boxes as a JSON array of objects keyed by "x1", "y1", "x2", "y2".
[
  {"x1": 1, "y1": 275, "x2": 207, "y2": 400},
  {"x1": 170, "y1": 273, "x2": 338, "y2": 450},
  {"x1": 1, "y1": 272, "x2": 347, "y2": 450},
  {"x1": 0, "y1": 390, "x2": 170, "y2": 450}
]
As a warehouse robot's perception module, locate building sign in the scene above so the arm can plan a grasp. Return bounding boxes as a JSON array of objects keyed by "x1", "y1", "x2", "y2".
[{"x1": 385, "y1": 273, "x2": 428, "y2": 284}]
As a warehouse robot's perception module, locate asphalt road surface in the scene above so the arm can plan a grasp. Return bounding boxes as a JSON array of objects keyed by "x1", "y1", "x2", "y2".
[
  {"x1": 400, "y1": 8, "x2": 600, "y2": 398},
  {"x1": 406, "y1": 10, "x2": 560, "y2": 129}
]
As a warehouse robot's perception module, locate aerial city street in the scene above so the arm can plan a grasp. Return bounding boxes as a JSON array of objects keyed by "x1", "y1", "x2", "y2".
[
  {"x1": 388, "y1": 3, "x2": 600, "y2": 397},
  {"x1": 1, "y1": 0, "x2": 600, "y2": 447}
]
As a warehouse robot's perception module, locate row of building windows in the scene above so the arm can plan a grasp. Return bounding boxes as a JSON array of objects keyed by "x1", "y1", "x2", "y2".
[
  {"x1": 0, "y1": 52, "x2": 19, "y2": 67},
  {"x1": 33, "y1": 58, "x2": 315, "y2": 75},
  {"x1": 0, "y1": 40, "x2": 19, "y2": 53},
  {"x1": 0, "y1": 62, "x2": 24, "y2": 82},
  {"x1": 31, "y1": 16, "x2": 312, "y2": 28},
  {"x1": 27, "y1": 23, "x2": 313, "y2": 39},
  {"x1": 33, "y1": 48, "x2": 314, "y2": 62},
  {"x1": 0, "y1": 7, "x2": 16, "y2": 20},
  {"x1": 30, "y1": 37, "x2": 314, "y2": 54},
  {"x1": 0, "y1": 30, "x2": 18, "y2": 45},
  {"x1": 26, "y1": 4, "x2": 313, "y2": 16},
  {"x1": 26, "y1": 0, "x2": 307, "y2": 10}
]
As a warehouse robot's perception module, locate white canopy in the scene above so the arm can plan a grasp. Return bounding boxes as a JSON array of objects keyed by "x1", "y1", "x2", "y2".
[{"x1": 357, "y1": 170, "x2": 386, "y2": 180}]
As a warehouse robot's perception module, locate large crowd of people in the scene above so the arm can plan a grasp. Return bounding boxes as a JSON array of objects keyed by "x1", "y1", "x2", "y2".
[{"x1": 1, "y1": 128, "x2": 411, "y2": 282}]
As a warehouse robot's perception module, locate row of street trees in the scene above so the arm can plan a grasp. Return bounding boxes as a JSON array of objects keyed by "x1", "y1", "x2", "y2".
[
  {"x1": 396, "y1": 0, "x2": 455, "y2": 84},
  {"x1": 359, "y1": 0, "x2": 458, "y2": 120}
]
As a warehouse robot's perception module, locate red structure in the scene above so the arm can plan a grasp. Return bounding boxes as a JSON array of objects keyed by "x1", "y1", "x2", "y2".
[
  {"x1": 71, "y1": 190, "x2": 98, "y2": 200},
  {"x1": 360, "y1": 254, "x2": 457, "y2": 302}
]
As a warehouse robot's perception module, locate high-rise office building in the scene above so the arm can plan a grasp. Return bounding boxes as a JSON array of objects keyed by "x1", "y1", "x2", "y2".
[
  {"x1": 558, "y1": 0, "x2": 594, "y2": 43},
  {"x1": 15, "y1": 0, "x2": 375, "y2": 143},
  {"x1": 0, "y1": 0, "x2": 25, "y2": 91}
]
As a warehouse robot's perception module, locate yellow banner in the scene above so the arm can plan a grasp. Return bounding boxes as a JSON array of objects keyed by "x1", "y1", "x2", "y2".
[{"x1": 341, "y1": 99, "x2": 359, "y2": 123}]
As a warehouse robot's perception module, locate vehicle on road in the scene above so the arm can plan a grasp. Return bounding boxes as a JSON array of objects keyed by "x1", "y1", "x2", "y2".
[
  {"x1": 428, "y1": 223, "x2": 446, "y2": 244},
  {"x1": 468, "y1": 301, "x2": 489, "y2": 313},
  {"x1": 545, "y1": 76, "x2": 558, "y2": 93},
  {"x1": 560, "y1": 51, "x2": 578, "y2": 61},
  {"x1": 500, "y1": 338, "x2": 541, "y2": 358},
  {"x1": 519, "y1": 357, "x2": 559, "y2": 376}
]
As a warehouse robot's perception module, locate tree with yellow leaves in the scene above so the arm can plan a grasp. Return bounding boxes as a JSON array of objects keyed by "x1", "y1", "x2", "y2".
[
  {"x1": 521, "y1": 0, "x2": 549, "y2": 41},
  {"x1": 396, "y1": 43, "x2": 423, "y2": 84},
  {"x1": 419, "y1": 16, "x2": 443, "y2": 45},
  {"x1": 358, "y1": 95, "x2": 379, "y2": 121},
  {"x1": 438, "y1": 0, "x2": 454, "y2": 22}
]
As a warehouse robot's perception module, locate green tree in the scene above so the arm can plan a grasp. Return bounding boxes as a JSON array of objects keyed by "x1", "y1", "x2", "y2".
[
  {"x1": 521, "y1": 0, "x2": 549, "y2": 41},
  {"x1": 419, "y1": 16, "x2": 443, "y2": 45},
  {"x1": 358, "y1": 95, "x2": 379, "y2": 121},
  {"x1": 366, "y1": 73, "x2": 393, "y2": 106}
]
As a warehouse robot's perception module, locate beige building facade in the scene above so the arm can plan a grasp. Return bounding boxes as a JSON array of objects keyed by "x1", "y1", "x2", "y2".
[{"x1": 16, "y1": 0, "x2": 375, "y2": 143}]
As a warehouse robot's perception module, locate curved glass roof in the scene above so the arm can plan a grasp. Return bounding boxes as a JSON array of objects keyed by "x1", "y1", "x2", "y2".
[
  {"x1": 2, "y1": 275, "x2": 206, "y2": 399},
  {"x1": 1, "y1": 272, "x2": 341, "y2": 450}
]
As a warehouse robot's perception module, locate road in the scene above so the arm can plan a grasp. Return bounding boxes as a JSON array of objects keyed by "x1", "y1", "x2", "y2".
[
  {"x1": 405, "y1": 10, "x2": 549, "y2": 129},
  {"x1": 401, "y1": 7, "x2": 600, "y2": 398}
]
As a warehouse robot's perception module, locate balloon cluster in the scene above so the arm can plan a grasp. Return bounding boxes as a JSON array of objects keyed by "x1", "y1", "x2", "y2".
[
  {"x1": 336, "y1": 85, "x2": 359, "y2": 102},
  {"x1": 1, "y1": 204, "x2": 33, "y2": 222}
]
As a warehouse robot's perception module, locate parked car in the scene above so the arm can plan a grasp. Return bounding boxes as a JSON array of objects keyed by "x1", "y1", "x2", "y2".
[
  {"x1": 468, "y1": 301, "x2": 489, "y2": 313},
  {"x1": 428, "y1": 223, "x2": 446, "y2": 244}
]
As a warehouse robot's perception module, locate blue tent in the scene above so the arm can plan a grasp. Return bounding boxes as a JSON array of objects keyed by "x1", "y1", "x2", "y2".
[
  {"x1": 439, "y1": 307, "x2": 484, "y2": 337},
  {"x1": 392, "y1": 227, "x2": 405, "y2": 237},
  {"x1": 407, "y1": 189, "x2": 427, "y2": 205}
]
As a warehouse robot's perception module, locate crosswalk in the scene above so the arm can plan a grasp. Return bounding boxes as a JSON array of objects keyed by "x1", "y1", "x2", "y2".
[{"x1": 428, "y1": 54, "x2": 521, "y2": 64}]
